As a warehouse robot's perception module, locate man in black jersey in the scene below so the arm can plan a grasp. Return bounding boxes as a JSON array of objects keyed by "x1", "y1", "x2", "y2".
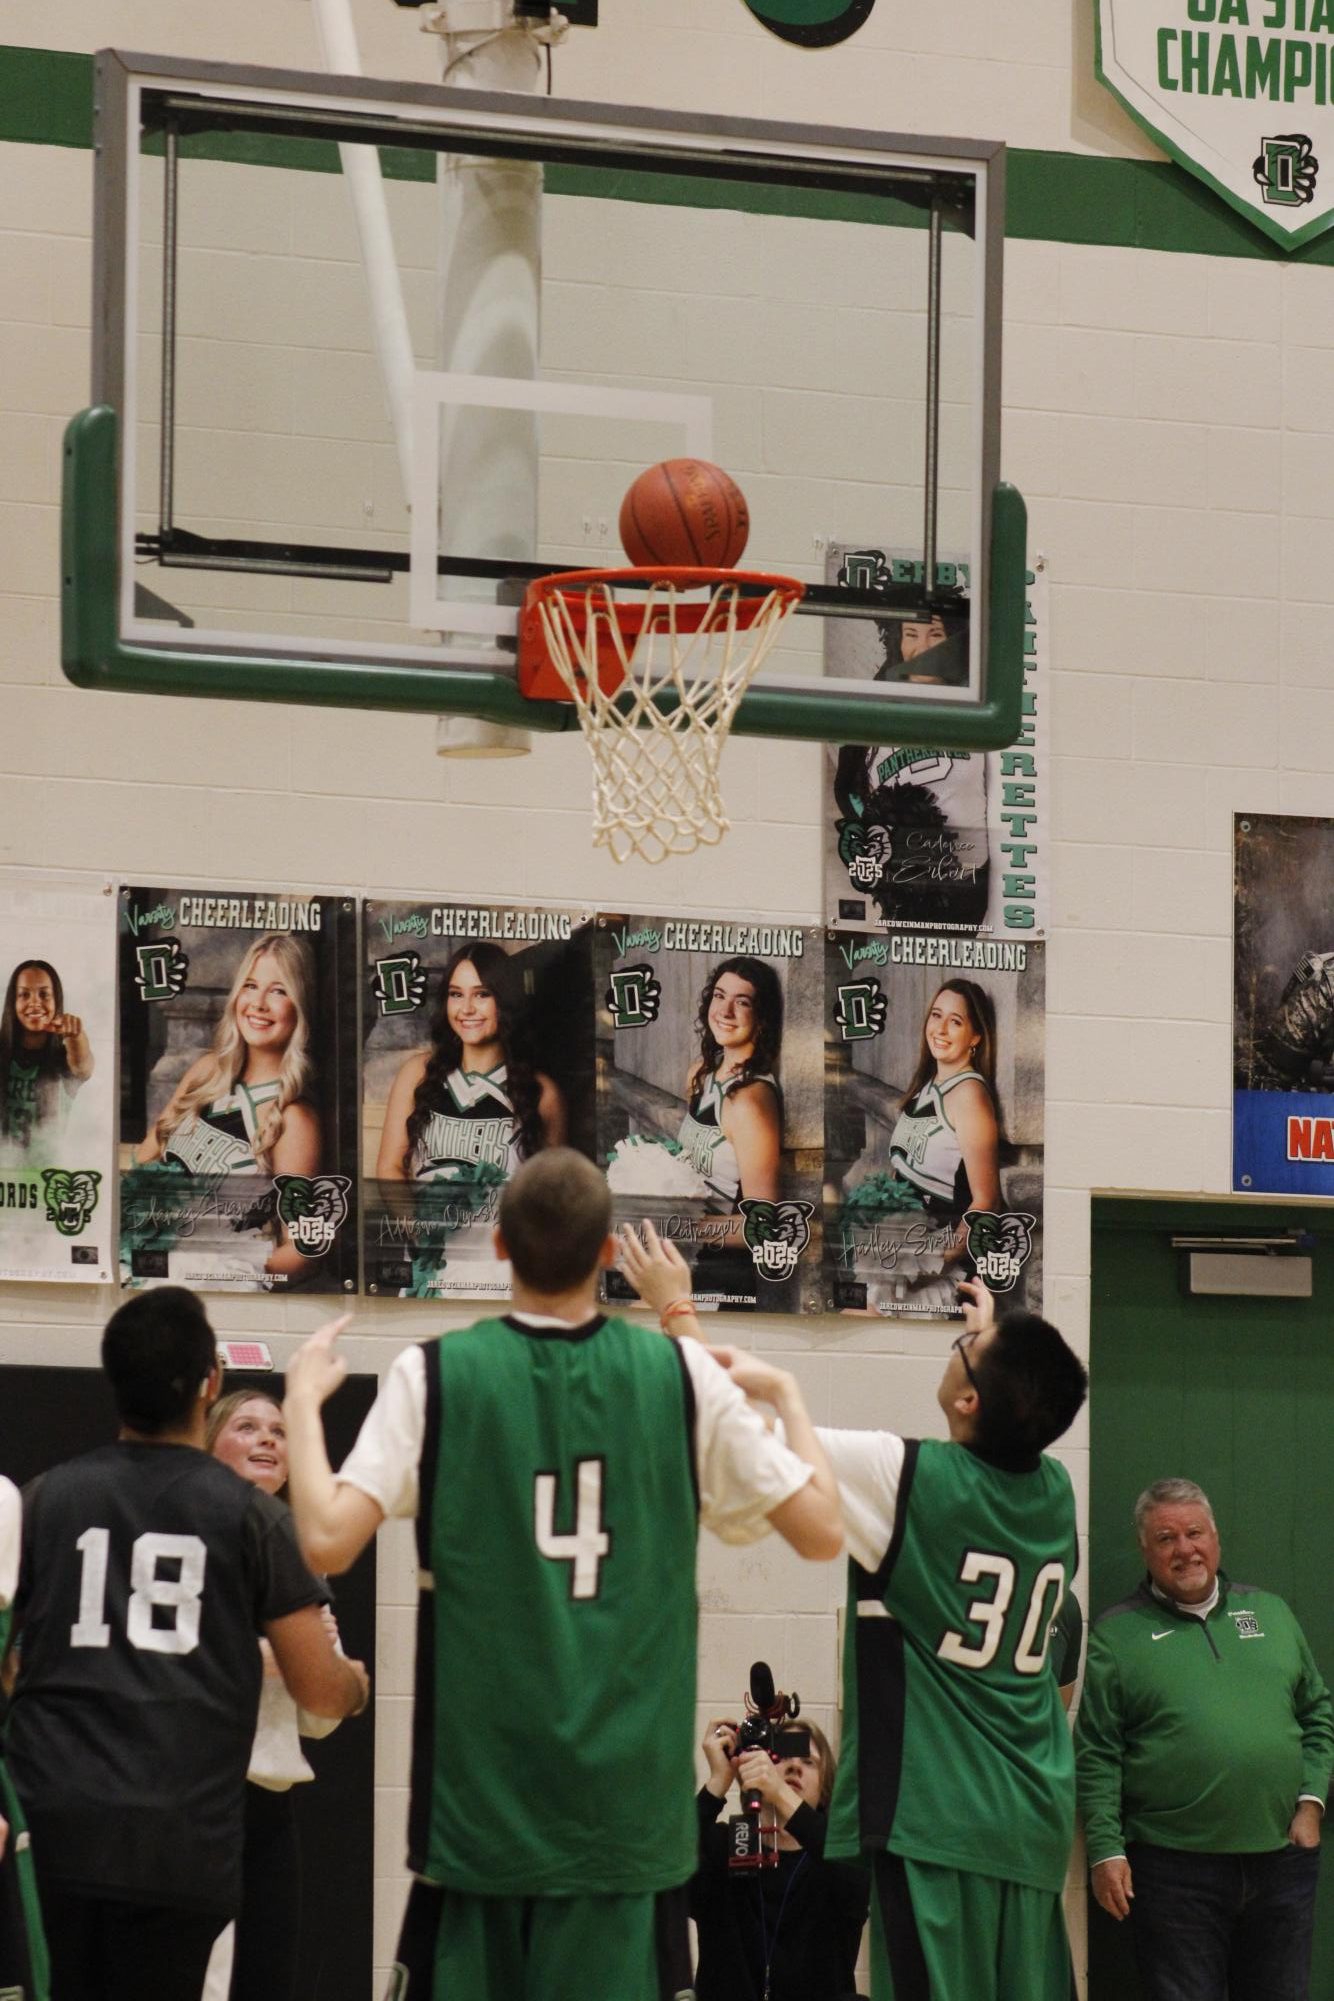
[{"x1": 4, "y1": 1287, "x2": 369, "y2": 2001}]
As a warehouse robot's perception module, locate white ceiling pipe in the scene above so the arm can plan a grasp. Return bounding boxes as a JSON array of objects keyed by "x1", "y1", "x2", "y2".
[
  {"x1": 311, "y1": 0, "x2": 419, "y2": 505},
  {"x1": 424, "y1": 1, "x2": 562, "y2": 758}
]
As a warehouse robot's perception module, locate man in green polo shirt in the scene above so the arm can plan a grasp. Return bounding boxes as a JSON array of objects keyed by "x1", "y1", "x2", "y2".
[{"x1": 1076, "y1": 1477, "x2": 1334, "y2": 2001}]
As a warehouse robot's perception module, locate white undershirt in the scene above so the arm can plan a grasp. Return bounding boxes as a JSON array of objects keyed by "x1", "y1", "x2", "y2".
[
  {"x1": 1150, "y1": 1578, "x2": 1219, "y2": 1621},
  {"x1": 336, "y1": 1315, "x2": 814, "y2": 1545},
  {"x1": 0, "y1": 1475, "x2": 19, "y2": 1610}
]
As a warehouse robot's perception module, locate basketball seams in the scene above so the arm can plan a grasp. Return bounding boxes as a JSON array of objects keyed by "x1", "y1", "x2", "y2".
[{"x1": 665, "y1": 465, "x2": 707, "y2": 565}]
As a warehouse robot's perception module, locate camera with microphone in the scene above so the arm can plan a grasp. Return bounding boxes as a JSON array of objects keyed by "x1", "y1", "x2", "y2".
[{"x1": 723, "y1": 1661, "x2": 810, "y2": 1869}]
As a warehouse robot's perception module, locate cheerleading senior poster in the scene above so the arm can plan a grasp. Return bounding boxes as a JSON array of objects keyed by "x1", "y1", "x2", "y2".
[
  {"x1": 823, "y1": 545, "x2": 1048, "y2": 941},
  {"x1": 825, "y1": 931, "x2": 1045, "y2": 1320},
  {"x1": 0, "y1": 878, "x2": 116, "y2": 1284},
  {"x1": 119, "y1": 887, "x2": 358, "y2": 1292},
  {"x1": 361, "y1": 900, "x2": 595, "y2": 1299},
  {"x1": 597, "y1": 915, "x2": 823, "y2": 1313}
]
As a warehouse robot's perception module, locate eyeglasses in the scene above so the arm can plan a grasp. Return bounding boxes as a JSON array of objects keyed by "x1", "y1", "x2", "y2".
[{"x1": 951, "y1": 1329, "x2": 981, "y2": 1394}]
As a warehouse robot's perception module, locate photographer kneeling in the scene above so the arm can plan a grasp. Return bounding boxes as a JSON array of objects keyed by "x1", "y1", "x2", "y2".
[{"x1": 691, "y1": 1710, "x2": 869, "y2": 2001}]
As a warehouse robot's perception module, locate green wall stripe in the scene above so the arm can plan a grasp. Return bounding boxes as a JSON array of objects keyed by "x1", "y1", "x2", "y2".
[{"x1": 5, "y1": 40, "x2": 1334, "y2": 265}]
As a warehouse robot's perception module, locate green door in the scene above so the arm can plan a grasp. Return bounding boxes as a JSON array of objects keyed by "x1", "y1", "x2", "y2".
[{"x1": 1089, "y1": 1195, "x2": 1334, "y2": 1999}]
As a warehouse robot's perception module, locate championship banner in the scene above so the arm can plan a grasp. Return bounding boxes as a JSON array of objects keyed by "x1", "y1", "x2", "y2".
[
  {"x1": 597, "y1": 915, "x2": 824, "y2": 1313},
  {"x1": 361, "y1": 901, "x2": 595, "y2": 1299},
  {"x1": 823, "y1": 548, "x2": 1048, "y2": 940},
  {"x1": 0, "y1": 878, "x2": 116, "y2": 1284},
  {"x1": 1233, "y1": 812, "x2": 1334, "y2": 1191},
  {"x1": 1096, "y1": 0, "x2": 1334, "y2": 250},
  {"x1": 825, "y1": 931, "x2": 1045, "y2": 1319},
  {"x1": 118, "y1": 887, "x2": 358, "y2": 1292}
]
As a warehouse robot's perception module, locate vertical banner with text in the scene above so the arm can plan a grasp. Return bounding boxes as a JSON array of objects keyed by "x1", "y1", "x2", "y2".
[
  {"x1": 119, "y1": 887, "x2": 358, "y2": 1292},
  {"x1": 824, "y1": 548, "x2": 1048, "y2": 940},
  {"x1": 0, "y1": 878, "x2": 116, "y2": 1283}
]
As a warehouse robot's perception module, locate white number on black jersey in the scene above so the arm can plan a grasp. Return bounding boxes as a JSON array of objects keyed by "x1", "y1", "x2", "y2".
[
  {"x1": 534, "y1": 1457, "x2": 611, "y2": 1600},
  {"x1": 938, "y1": 1551, "x2": 1066, "y2": 1675},
  {"x1": 70, "y1": 1528, "x2": 208, "y2": 1656}
]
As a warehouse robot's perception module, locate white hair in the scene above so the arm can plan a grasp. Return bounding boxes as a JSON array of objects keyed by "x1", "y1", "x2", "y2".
[{"x1": 1134, "y1": 1478, "x2": 1215, "y2": 1544}]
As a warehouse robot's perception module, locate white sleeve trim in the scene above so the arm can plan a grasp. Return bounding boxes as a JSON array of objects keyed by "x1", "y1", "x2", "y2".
[
  {"x1": 815, "y1": 1427, "x2": 907, "y2": 1573},
  {"x1": 335, "y1": 1344, "x2": 427, "y2": 1520},
  {"x1": 0, "y1": 1475, "x2": 19, "y2": 1609},
  {"x1": 679, "y1": 1340, "x2": 814, "y2": 1545}
]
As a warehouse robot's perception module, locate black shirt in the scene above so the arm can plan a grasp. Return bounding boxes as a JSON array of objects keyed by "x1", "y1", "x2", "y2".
[
  {"x1": 5, "y1": 1443, "x2": 323, "y2": 1916},
  {"x1": 691, "y1": 1787, "x2": 869, "y2": 2001}
]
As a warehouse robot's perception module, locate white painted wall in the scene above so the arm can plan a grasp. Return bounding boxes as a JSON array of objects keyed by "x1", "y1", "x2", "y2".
[{"x1": 4, "y1": 1, "x2": 1330, "y2": 1991}]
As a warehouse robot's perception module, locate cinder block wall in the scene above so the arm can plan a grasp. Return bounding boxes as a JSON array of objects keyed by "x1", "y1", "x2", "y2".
[{"x1": 5, "y1": 1, "x2": 1327, "y2": 1987}]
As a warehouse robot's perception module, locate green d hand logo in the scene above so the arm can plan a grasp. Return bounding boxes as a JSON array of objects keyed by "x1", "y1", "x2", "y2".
[{"x1": 739, "y1": 0, "x2": 875, "y2": 47}]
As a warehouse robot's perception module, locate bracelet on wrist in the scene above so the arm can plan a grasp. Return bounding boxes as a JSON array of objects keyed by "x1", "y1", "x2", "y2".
[{"x1": 659, "y1": 1297, "x2": 698, "y2": 1330}]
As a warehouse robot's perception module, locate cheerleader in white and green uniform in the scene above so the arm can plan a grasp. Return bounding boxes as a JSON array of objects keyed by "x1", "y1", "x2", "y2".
[
  {"x1": 674, "y1": 958, "x2": 784, "y2": 1304},
  {"x1": 137, "y1": 933, "x2": 322, "y2": 1279},
  {"x1": 884, "y1": 981, "x2": 1002, "y2": 1236},
  {"x1": 376, "y1": 942, "x2": 565, "y2": 1185}
]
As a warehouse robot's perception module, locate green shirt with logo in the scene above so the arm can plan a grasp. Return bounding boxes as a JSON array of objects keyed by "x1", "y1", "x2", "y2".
[{"x1": 1076, "y1": 1575, "x2": 1334, "y2": 1861}]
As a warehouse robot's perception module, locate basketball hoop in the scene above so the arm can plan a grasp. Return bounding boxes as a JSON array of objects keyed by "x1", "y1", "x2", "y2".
[{"x1": 518, "y1": 567, "x2": 804, "y2": 864}]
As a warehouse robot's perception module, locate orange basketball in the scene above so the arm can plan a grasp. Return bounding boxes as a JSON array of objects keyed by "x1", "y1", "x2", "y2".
[{"x1": 619, "y1": 458, "x2": 750, "y2": 568}]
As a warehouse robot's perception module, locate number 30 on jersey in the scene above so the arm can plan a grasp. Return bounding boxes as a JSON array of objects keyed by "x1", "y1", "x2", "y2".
[{"x1": 938, "y1": 1552, "x2": 1066, "y2": 1675}]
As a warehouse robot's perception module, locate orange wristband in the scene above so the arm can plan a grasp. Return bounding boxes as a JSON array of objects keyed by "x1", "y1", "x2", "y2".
[{"x1": 659, "y1": 1298, "x2": 698, "y2": 1330}]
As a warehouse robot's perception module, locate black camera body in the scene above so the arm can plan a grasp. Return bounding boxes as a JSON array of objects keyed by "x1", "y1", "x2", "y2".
[
  {"x1": 726, "y1": 1661, "x2": 811, "y2": 1870},
  {"x1": 734, "y1": 1711, "x2": 811, "y2": 1762}
]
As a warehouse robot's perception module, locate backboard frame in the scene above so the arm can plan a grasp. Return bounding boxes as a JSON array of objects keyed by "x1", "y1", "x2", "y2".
[{"x1": 68, "y1": 48, "x2": 1025, "y2": 749}]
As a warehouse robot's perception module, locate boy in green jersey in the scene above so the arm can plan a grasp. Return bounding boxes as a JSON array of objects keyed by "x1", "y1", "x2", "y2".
[
  {"x1": 284, "y1": 1149, "x2": 843, "y2": 2001},
  {"x1": 715, "y1": 1279, "x2": 1088, "y2": 2001}
]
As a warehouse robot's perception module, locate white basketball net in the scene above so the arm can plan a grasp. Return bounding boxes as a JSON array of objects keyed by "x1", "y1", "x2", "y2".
[{"x1": 534, "y1": 575, "x2": 800, "y2": 865}]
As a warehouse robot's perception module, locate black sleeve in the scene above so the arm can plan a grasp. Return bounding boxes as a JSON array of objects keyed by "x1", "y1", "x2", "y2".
[
  {"x1": 242, "y1": 1489, "x2": 328, "y2": 1628},
  {"x1": 785, "y1": 1801, "x2": 828, "y2": 1860},
  {"x1": 1054, "y1": 1588, "x2": 1083, "y2": 1689},
  {"x1": 689, "y1": 1787, "x2": 732, "y2": 1921}
]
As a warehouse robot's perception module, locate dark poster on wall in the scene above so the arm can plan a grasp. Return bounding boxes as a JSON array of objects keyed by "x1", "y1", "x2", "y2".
[{"x1": 1234, "y1": 813, "x2": 1334, "y2": 1195}]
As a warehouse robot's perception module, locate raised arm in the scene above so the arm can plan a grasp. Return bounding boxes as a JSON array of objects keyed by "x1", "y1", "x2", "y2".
[
  {"x1": 284, "y1": 1316, "x2": 386, "y2": 1574},
  {"x1": 616, "y1": 1221, "x2": 842, "y2": 1561},
  {"x1": 707, "y1": 1349, "x2": 843, "y2": 1560}
]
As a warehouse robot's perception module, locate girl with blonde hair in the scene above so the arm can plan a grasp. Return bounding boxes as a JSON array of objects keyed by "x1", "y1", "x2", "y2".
[{"x1": 137, "y1": 934, "x2": 321, "y2": 1278}]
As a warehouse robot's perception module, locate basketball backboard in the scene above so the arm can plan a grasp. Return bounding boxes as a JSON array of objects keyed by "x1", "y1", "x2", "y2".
[{"x1": 64, "y1": 50, "x2": 1022, "y2": 748}]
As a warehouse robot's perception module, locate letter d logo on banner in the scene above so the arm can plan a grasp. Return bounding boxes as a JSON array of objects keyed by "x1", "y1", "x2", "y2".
[{"x1": 738, "y1": 0, "x2": 875, "y2": 48}]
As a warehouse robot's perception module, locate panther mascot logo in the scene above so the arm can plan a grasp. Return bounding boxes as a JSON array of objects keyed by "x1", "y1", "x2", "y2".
[
  {"x1": 739, "y1": 1199, "x2": 815, "y2": 1282},
  {"x1": 964, "y1": 1210, "x2": 1037, "y2": 1293},
  {"x1": 837, "y1": 818, "x2": 894, "y2": 890},
  {"x1": 41, "y1": 1168, "x2": 102, "y2": 1237},
  {"x1": 274, "y1": 1174, "x2": 352, "y2": 1257}
]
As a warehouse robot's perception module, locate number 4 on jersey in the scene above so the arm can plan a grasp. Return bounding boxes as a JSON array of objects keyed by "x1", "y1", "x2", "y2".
[{"x1": 534, "y1": 1457, "x2": 612, "y2": 1600}]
